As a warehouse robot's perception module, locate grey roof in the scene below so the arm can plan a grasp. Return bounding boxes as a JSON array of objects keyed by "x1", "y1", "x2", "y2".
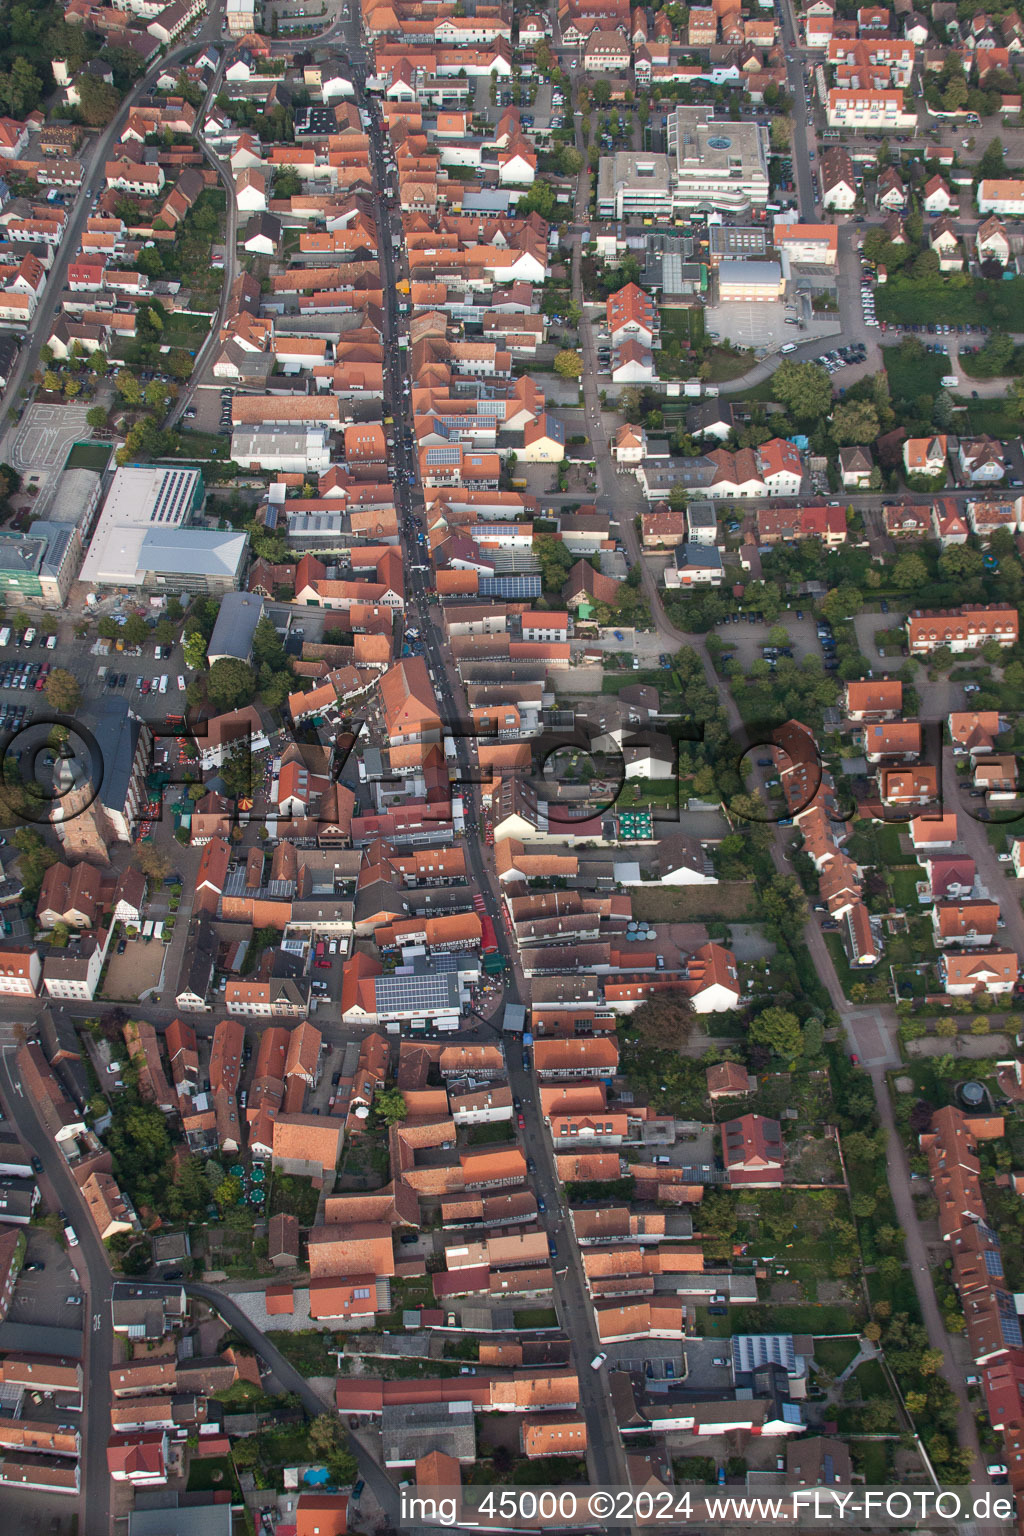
[
  {"x1": 381, "y1": 1400, "x2": 476, "y2": 1466},
  {"x1": 138, "y1": 528, "x2": 248, "y2": 582},
  {"x1": 208, "y1": 590, "x2": 264, "y2": 663},
  {"x1": 0, "y1": 1321, "x2": 83, "y2": 1357},
  {"x1": 373, "y1": 970, "x2": 461, "y2": 1016},
  {"x1": 130, "y1": 1506, "x2": 232, "y2": 1536},
  {"x1": 175, "y1": 918, "x2": 217, "y2": 1006},
  {"x1": 33, "y1": 521, "x2": 79, "y2": 581},
  {"x1": 0, "y1": 1179, "x2": 37, "y2": 1223},
  {"x1": 675, "y1": 542, "x2": 723, "y2": 572},
  {"x1": 92, "y1": 696, "x2": 145, "y2": 818},
  {"x1": 731, "y1": 1334, "x2": 797, "y2": 1375}
]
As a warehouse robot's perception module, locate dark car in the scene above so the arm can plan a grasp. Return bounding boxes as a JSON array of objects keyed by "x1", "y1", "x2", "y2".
[
  {"x1": 31, "y1": 1155, "x2": 42, "y2": 1173},
  {"x1": 23, "y1": 1262, "x2": 44, "y2": 1273},
  {"x1": 399, "y1": 1232, "x2": 418, "y2": 1245},
  {"x1": 352, "y1": 1482, "x2": 365, "y2": 1501},
  {"x1": 163, "y1": 1270, "x2": 184, "y2": 1281},
  {"x1": 537, "y1": 1194, "x2": 546, "y2": 1212},
  {"x1": 526, "y1": 1156, "x2": 536, "y2": 1173}
]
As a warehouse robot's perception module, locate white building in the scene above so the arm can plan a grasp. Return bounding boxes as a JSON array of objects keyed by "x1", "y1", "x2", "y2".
[
  {"x1": 826, "y1": 90, "x2": 917, "y2": 130},
  {"x1": 978, "y1": 179, "x2": 1024, "y2": 216},
  {"x1": 667, "y1": 106, "x2": 770, "y2": 212},
  {"x1": 230, "y1": 428, "x2": 332, "y2": 474},
  {"x1": 226, "y1": 0, "x2": 256, "y2": 33}
]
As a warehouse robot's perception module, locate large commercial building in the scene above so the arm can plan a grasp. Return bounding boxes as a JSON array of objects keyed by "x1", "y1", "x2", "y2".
[
  {"x1": 666, "y1": 108, "x2": 770, "y2": 212},
  {"x1": 599, "y1": 111, "x2": 770, "y2": 218},
  {"x1": 78, "y1": 465, "x2": 247, "y2": 594},
  {"x1": 596, "y1": 154, "x2": 674, "y2": 221},
  {"x1": 0, "y1": 522, "x2": 83, "y2": 606},
  {"x1": 230, "y1": 428, "x2": 332, "y2": 475}
]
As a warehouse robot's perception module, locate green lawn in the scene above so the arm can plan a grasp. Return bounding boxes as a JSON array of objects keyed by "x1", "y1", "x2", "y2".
[
  {"x1": 730, "y1": 1303, "x2": 862, "y2": 1332},
  {"x1": 64, "y1": 442, "x2": 111, "y2": 472},
  {"x1": 265, "y1": 1330, "x2": 337, "y2": 1375},
  {"x1": 187, "y1": 1455, "x2": 240, "y2": 1494},
  {"x1": 876, "y1": 275, "x2": 1024, "y2": 328},
  {"x1": 812, "y1": 1336, "x2": 860, "y2": 1376},
  {"x1": 705, "y1": 346, "x2": 756, "y2": 382},
  {"x1": 963, "y1": 399, "x2": 1021, "y2": 438},
  {"x1": 823, "y1": 931, "x2": 862, "y2": 1000},
  {"x1": 851, "y1": 1439, "x2": 891, "y2": 1483},
  {"x1": 659, "y1": 307, "x2": 705, "y2": 348},
  {"x1": 846, "y1": 1358, "x2": 888, "y2": 1399},
  {"x1": 889, "y1": 866, "x2": 923, "y2": 910},
  {"x1": 513, "y1": 1307, "x2": 558, "y2": 1328},
  {"x1": 881, "y1": 342, "x2": 947, "y2": 405},
  {"x1": 268, "y1": 1173, "x2": 320, "y2": 1226}
]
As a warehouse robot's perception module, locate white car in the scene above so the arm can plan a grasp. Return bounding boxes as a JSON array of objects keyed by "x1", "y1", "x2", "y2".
[
  {"x1": 65, "y1": 1294, "x2": 82, "y2": 1305},
  {"x1": 159, "y1": 674, "x2": 168, "y2": 694},
  {"x1": 178, "y1": 675, "x2": 186, "y2": 691}
]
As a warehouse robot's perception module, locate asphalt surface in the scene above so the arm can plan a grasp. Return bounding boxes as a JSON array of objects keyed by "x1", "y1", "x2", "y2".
[
  {"x1": 0, "y1": 1045, "x2": 115, "y2": 1536},
  {"x1": 0, "y1": 10, "x2": 231, "y2": 427}
]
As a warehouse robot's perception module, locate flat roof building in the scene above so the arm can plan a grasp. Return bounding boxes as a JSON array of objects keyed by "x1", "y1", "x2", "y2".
[
  {"x1": 78, "y1": 465, "x2": 237, "y2": 592},
  {"x1": 597, "y1": 154, "x2": 674, "y2": 221},
  {"x1": 667, "y1": 107, "x2": 770, "y2": 211},
  {"x1": 208, "y1": 591, "x2": 264, "y2": 664}
]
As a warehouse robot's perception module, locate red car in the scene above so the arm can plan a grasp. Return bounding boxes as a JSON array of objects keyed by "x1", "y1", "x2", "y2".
[
  {"x1": 849, "y1": 1053, "x2": 860, "y2": 1066},
  {"x1": 316, "y1": 959, "x2": 331, "y2": 970},
  {"x1": 517, "y1": 1113, "x2": 525, "y2": 1129}
]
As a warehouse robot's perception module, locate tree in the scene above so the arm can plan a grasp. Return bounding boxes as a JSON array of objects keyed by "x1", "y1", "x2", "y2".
[
  {"x1": 631, "y1": 989, "x2": 695, "y2": 1049},
  {"x1": 145, "y1": 379, "x2": 170, "y2": 413},
  {"x1": 220, "y1": 746, "x2": 255, "y2": 801},
  {"x1": 44, "y1": 668, "x2": 82, "y2": 714},
  {"x1": 214, "y1": 1175, "x2": 242, "y2": 1211},
  {"x1": 252, "y1": 615, "x2": 286, "y2": 672},
  {"x1": 771, "y1": 359, "x2": 833, "y2": 423},
  {"x1": 12, "y1": 828, "x2": 57, "y2": 899},
  {"x1": 115, "y1": 369, "x2": 143, "y2": 406},
  {"x1": 374, "y1": 1087, "x2": 408, "y2": 1126},
  {"x1": 184, "y1": 633, "x2": 208, "y2": 671},
  {"x1": 122, "y1": 612, "x2": 148, "y2": 649},
  {"x1": 892, "y1": 552, "x2": 929, "y2": 590},
  {"x1": 749, "y1": 1006, "x2": 804, "y2": 1059},
  {"x1": 517, "y1": 180, "x2": 556, "y2": 220},
  {"x1": 167, "y1": 348, "x2": 194, "y2": 382},
  {"x1": 831, "y1": 400, "x2": 880, "y2": 446},
  {"x1": 980, "y1": 136, "x2": 1006, "y2": 180},
  {"x1": 553, "y1": 349, "x2": 583, "y2": 379},
  {"x1": 819, "y1": 584, "x2": 863, "y2": 623},
  {"x1": 86, "y1": 406, "x2": 108, "y2": 431},
  {"x1": 207, "y1": 658, "x2": 256, "y2": 712},
  {"x1": 135, "y1": 843, "x2": 171, "y2": 883},
  {"x1": 78, "y1": 74, "x2": 121, "y2": 126},
  {"x1": 938, "y1": 545, "x2": 983, "y2": 580},
  {"x1": 307, "y1": 1414, "x2": 346, "y2": 1461},
  {"x1": 863, "y1": 1321, "x2": 883, "y2": 1343}
]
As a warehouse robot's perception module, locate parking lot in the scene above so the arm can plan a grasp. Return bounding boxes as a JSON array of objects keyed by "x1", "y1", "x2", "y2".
[
  {"x1": 712, "y1": 610, "x2": 824, "y2": 669},
  {"x1": 7, "y1": 1225, "x2": 85, "y2": 1335},
  {"x1": 706, "y1": 299, "x2": 841, "y2": 355}
]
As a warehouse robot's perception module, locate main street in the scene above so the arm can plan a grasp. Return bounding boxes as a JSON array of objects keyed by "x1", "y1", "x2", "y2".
[
  {"x1": 567, "y1": 67, "x2": 984, "y2": 1482},
  {"x1": 0, "y1": 1045, "x2": 115, "y2": 1536},
  {"x1": 0, "y1": 4, "x2": 230, "y2": 428}
]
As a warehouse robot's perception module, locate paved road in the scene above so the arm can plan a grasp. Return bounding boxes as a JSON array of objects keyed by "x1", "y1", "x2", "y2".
[
  {"x1": 0, "y1": 9, "x2": 228, "y2": 429},
  {"x1": 0, "y1": 1043, "x2": 115, "y2": 1536},
  {"x1": 566, "y1": 78, "x2": 984, "y2": 1479},
  {"x1": 183, "y1": 1282, "x2": 333, "y2": 1414}
]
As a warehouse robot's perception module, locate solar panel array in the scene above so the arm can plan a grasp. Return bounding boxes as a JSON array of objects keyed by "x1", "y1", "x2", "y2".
[
  {"x1": 374, "y1": 972, "x2": 460, "y2": 1012},
  {"x1": 149, "y1": 470, "x2": 196, "y2": 526}
]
